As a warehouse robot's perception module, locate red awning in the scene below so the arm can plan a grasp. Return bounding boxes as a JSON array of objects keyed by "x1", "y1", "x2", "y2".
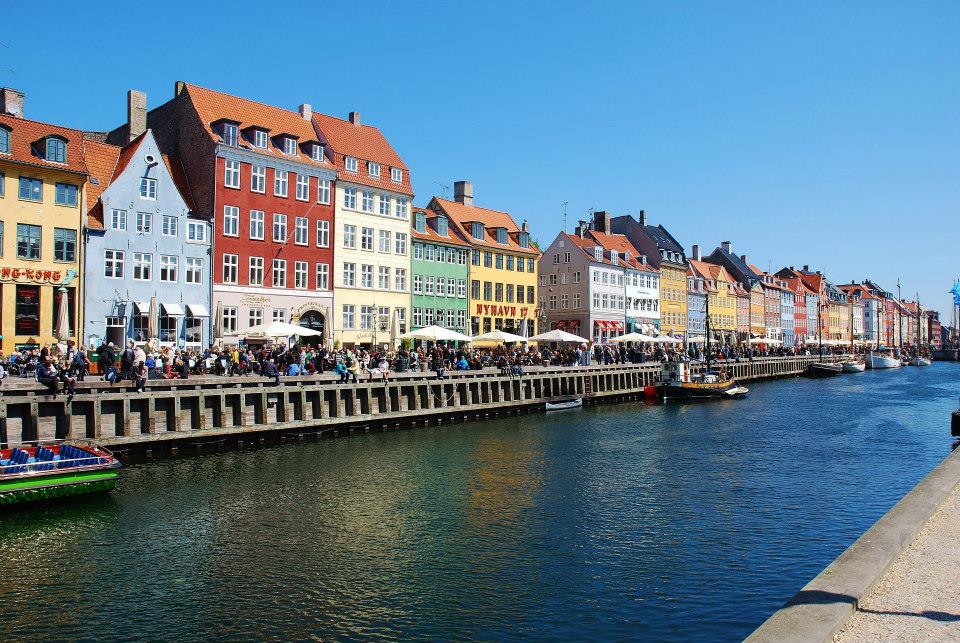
[
  {"x1": 553, "y1": 320, "x2": 567, "y2": 330},
  {"x1": 595, "y1": 320, "x2": 609, "y2": 330},
  {"x1": 612, "y1": 321, "x2": 624, "y2": 331}
]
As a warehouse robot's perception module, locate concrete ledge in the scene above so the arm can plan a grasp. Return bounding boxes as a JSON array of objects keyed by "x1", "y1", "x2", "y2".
[{"x1": 746, "y1": 447, "x2": 960, "y2": 642}]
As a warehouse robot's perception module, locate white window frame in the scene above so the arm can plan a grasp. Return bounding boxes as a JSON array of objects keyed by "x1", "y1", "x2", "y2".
[
  {"x1": 249, "y1": 210, "x2": 265, "y2": 240},
  {"x1": 295, "y1": 173, "x2": 309, "y2": 201},
  {"x1": 253, "y1": 130, "x2": 268, "y2": 148},
  {"x1": 222, "y1": 254, "x2": 238, "y2": 284},
  {"x1": 294, "y1": 216, "x2": 308, "y2": 245},
  {"x1": 344, "y1": 156, "x2": 358, "y2": 172},
  {"x1": 316, "y1": 219, "x2": 329, "y2": 247},
  {"x1": 274, "y1": 169, "x2": 288, "y2": 197},
  {"x1": 391, "y1": 167, "x2": 403, "y2": 183},
  {"x1": 343, "y1": 262, "x2": 356, "y2": 287},
  {"x1": 159, "y1": 254, "x2": 178, "y2": 283},
  {"x1": 185, "y1": 257, "x2": 202, "y2": 284},
  {"x1": 273, "y1": 213, "x2": 287, "y2": 242},
  {"x1": 224, "y1": 160, "x2": 240, "y2": 189},
  {"x1": 251, "y1": 164, "x2": 266, "y2": 193},
  {"x1": 111, "y1": 208, "x2": 127, "y2": 231},
  {"x1": 317, "y1": 179, "x2": 331, "y2": 204},
  {"x1": 249, "y1": 256, "x2": 264, "y2": 286},
  {"x1": 223, "y1": 205, "x2": 239, "y2": 237},
  {"x1": 316, "y1": 263, "x2": 329, "y2": 290},
  {"x1": 272, "y1": 258, "x2": 287, "y2": 288},
  {"x1": 294, "y1": 261, "x2": 308, "y2": 289},
  {"x1": 368, "y1": 161, "x2": 380, "y2": 178}
]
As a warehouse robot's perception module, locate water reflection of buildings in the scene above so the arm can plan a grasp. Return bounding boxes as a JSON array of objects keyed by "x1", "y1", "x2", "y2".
[{"x1": 466, "y1": 426, "x2": 544, "y2": 529}]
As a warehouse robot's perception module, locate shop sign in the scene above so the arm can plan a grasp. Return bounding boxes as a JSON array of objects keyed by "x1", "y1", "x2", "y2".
[
  {"x1": 474, "y1": 304, "x2": 530, "y2": 318},
  {"x1": 0, "y1": 267, "x2": 75, "y2": 284}
]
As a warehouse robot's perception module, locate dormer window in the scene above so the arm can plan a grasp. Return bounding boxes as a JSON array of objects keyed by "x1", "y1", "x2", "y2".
[
  {"x1": 471, "y1": 222, "x2": 484, "y2": 240},
  {"x1": 495, "y1": 228, "x2": 508, "y2": 244},
  {"x1": 415, "y1": 211, "x2": 426, "y2": 233},
  {"x1": 610, "y1": 250, "x2": 619, "y2": 264},
  {"x1": 0, "y1": 126, "x2": 9, "y2": 154},
  {"x1": 345, "y1": 156, "x2": 358, "y2": 172},
  {"x1": 368, "y1": 161, "x2": 380, "y2": 178},
  {"x1": 391, "y1": 167, "x2": 403, "y2": 183},
  {"x1": 436, "y1": 215, "x2": 448, "y2": 236},
  {"x1": 519, "y1": 232, "x2": 530, "y2": 248},
  {"x1": 45, "y1": 137, "x2": 66, "y2": 163},
  {"x1": 222, "y1": 123, "x2": 238, "y2": 147},
  {"x1": 311, "y1": 143, "x2": 324, "y2": 162},
  {"x1": 253, "y1": 130, "x2": 268, "y2": 148},
  {"x1": 283, "y1": 137, "x2": 298, "y2": 155},
  {"x1": 594, "y1": 247, "x2": 603, "y2": 262}
]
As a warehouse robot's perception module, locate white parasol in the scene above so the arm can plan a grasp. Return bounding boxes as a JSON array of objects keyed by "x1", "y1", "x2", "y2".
[
  {"x1": 399, "y1": 325, "x2": 473, "y2": 342},
  {"x1": 529, "y1": 329, "x2": 590, "y2": 343}
]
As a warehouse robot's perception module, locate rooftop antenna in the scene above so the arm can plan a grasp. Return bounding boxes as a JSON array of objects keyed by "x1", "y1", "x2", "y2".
[
  {"x1": 561, "y1": 201, "x2": 569, "y2": 232},
  {"x1": 434, "y1": 181, "x2": 449, "y2": 197}
]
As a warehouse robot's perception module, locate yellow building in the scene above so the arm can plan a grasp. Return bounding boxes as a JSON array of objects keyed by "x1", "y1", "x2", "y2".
[
  {"x1": 0, "y1": 93, "x2": 86, "y2": 352},
  {"x1": 692, "y1": 260, "x2": 738, "y2": 343},
  {"x1": 749, "y1": 282, "x2": 765, "y2": 338},
  {"x1": 429, "y1": 182, "x2": 539, "y2": 336},
  {"x1": 659, "y1": 260, "x2": 688, "y2": 336}
]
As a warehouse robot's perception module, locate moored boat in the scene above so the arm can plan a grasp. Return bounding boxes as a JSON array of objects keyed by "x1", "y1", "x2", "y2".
[
  {"x1": 910, "y1": 357, "x2": 932, "y2": 367},
  {"x1": 808, "y1": 362, "x2": 843, "y2": 377},
  {"x1": 866, "y1": 351, "x2": 901, "y2": 369},
  {"x1": 0, "y1": 441, "x2": 121, "y2": 506},
  {"x1": 656, "y1": 362, "x2": 748, "y2": 402},
  {"x1": 545, "y1": 398, "x2": 583, "y2": 411},
  {"x1": 841, "y1": 361, "x2": 866, "y2": 373}
]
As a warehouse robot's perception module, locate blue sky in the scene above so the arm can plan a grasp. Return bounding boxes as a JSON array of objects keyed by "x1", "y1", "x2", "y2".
[{"x1": 4, "y1": 1, "x2": 958, "y2": 313}]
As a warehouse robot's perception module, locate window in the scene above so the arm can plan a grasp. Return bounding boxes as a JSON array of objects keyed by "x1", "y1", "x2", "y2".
[
  {"x1": 16, "y1": 224, "x2": 41, "y2": 259},
  {"x1": 249, "y1": 210, "x2": 265, "y2": 240},
  {"x1": 344, "y1": 156, "x2": 358, "y2": 172},
  {"x1": 506, "y1": 255, "x2": 514, "y2": 270},
  {"x1": 222, "y1": 254, "x2": 238, "y2": 283},
  {"x1": 368, "y1": 161, "x2": 380, "y2": 177},
  {"x1": 251, "y1": 164, "x2": 266, "y2": 192},
  {"x1": 284, "y1": 137, "x2": 298, "y2": 155},
  {"x1": 527, "y1": 258, "x2": 535, "y2": 272},
  {"x1": 181, "y1": 221, "x2": 204, "y2": 243},
  {"x1": 312, "y1": 143, "x2": 324, "y2": 162},
  {"x1": 104, "y1": 249, "x2": 124, "y2": 278},
  {"x1": 131, "y1": 252, "x2": 152, "y2": 280},
  {"x1": 414, "y1": 275, "x2": 423, "y2": 294},
  {"x1": 18, "y1": 176, "x2": 42, "y2": 201},
  {"x1": 413, "y1": 307, "x2": 423, "y2": 327},
  {"x1": 316, "y1": 220, "x2": 329, "y2": 247},
  {"x1": 379, "y1": 229, "x2": 391, "y2": 252},
  {"x1": 160, "y1": 255, "x2": 178, "y2": 282},
  {"x1": 296, "y1": 174, "x2": 309, "y2": 201},
  {"x1": 249, "y1": 257, "x2": 264, "y2": 285},
  {"x1": 484, "y1": 252, "x2": 492, "y2": 268},
  {"x1": 506, "y1": 284, "x2": 515, "y2": 302},
  {"x1": 107, "y1": 208, "x2": 127, "y2": 231},
  {"x1": 395, "y1": 268, "x2": 407, "y2": 291},
  {"x1": 574, "y1": 294, "x2": 581, "y2": 308},
  {"x1": 295, "y1": 216, "x2": 308, "y2": 245},
  {"x1": 295, "y1": 261, "x2": 308, "y2": 288},
  {"x1": 249, "y1": 307, "x2": 263, "y2": 327},
  {"x1": 395, "y1": 232, "x2": 407, "y2": 255},
  {"x1": 395, "y1": 197, "x2": 408, "y2": 219},
  {"x1": 517, "y1": 257, "x2": 525, "y2": 272},
  {"x1": 436, "y1": 216, "x2": 448, "y2": 236},
  {"x1": 424, "y1": 244, "x2": 434, "y2": 262},
  {"x1": 549, "y1": 295, "x2": 557, "y2": 310},
  {"x1": 413, "y1": 243, "x2": 423, "y2": 260},
  {"x1": 360, "y1": 306, "x2": 374, "y2": 330},
  {"x1": 472, "y1": 249, "x2": 480, "y2": 266},
  {"x1": 342, "y1": 304, "x2": 355, "y2": 329},
  {"x1": 223, "y1": 206, "x2": 239, "y2": 236},
  {"x1": 496, "y1": 228, "x2": 508, "y2": 244},
  {"x1": 45, "y1": 137, "x2": 66, "y2": 163},
  {"x1": 361, "y1": 264, "x2": 373, "y2": 288},
  {"x1": 161, "y1": 215, "x2": 177, "y2": 237},
  {"x1": 527, "y1": 285, "x2": 534, "y2": 304},
  {"x1": 15, "y1": 285, "x2": 41, "y2": 336},
  {"x1": 55, "y1": 183, "x2": 78, "y2": 206},
  {"x1": 223, "y1": 306, "x2": 238, "y2": 334},
  {"x1": 343, "y1": 262, "x2": 355, "y2": 287},
  {"x1": 391, "y1": 167, "x2": 403, "y2": 183},
  {"x1": 425, "y1": 276, "x2": 435, "y2": 296},
  {"x1": 425, "y1": 309, "x2": 434, "y2": 326},
  {"x1": 519, "y1": 232, "x2": 530, "y2": 248},
  {"x1": 253, "y1": 130, "x2": 268, "y2": 148},
  {"x1": 471, "y1": 280, "x2": 480, "y2": 299},
  {"x1": 318, "y1": 179, "x2": 331, "y2": 204},
  {"x1": 495, "y1": 254, "x2": 504, "y2": 269},
  {"x1": 134, "y1": 211, "x2": 152, "y2": 234},
  {"x1": 361, "y1": 227, "x2": 374, "y2": 251},
  {"x1": 437, "y1": 247, "x2": 446, "y2": 263},
  {"x1": 0, "y1": 126, "x2": 8, "y2": 153},
  {"x1": 483, "y1": 282, "x2": 492, "y2": 300},
  {"x1": 517, "y1": 285, "x2": 525, "y2": 303},
  {"x1": 447, "y1": 279, "x2": 457, "y2": 297},
  {"x1": 224, "y1": 160, "x2": 240, "y2": 188},
  {"x1": 223, "y1": 123, "x2": 238, "y2": 146},
  {"x1": 343, "y1": 224, "x2": 356, "y2": 248},
  {"x1": 437, "y1": 277, "x2": 446, "y2": 296},
  {"x1": 273, "y1": 308, "x2": 286, "y2": 323},
  {"x1": 53, "y1": 228, "x2": 76, "y2": 262},
  {"x1": 495, "y1": 283, "x2": 504, "y2": 302},
  {"x1": 344, "y1": 187, "x2": 357, "y2": 209},
  {"x1": 573, "y1": 271, "x2": 581, "y2": 283},
  {"x1": 272, "y1": 259, "x2": 286, "y2": 287},
  {"x1": 458, "y1": 279, "x2": 467, "y2": 298},
  {"x1": 379, "y1": 194, "x2": 391, "y2": 216},
  {"x1": 316, "y1": 263, "x2": 329, "y2": 290},
  {"x1": 274, "y1": 170, "x2": 288, "y2": 197},
  {"x1": 185, "y1": 257, "x2": 202, "y2": 284},
  {"x1": 471, "y1": 222, "x2": 484, "y2": 240},
  {"x1": 273, "y1": 213, "x2": 287, "y2": 242},
  {"x1": 378, "y1": 266, "x2": 390, "y2": 289},
  {"x1": 361, "y1": 190, "x2": 374, "y2": 212}
]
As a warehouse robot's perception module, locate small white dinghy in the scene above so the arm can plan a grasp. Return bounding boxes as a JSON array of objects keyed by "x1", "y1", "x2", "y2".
[
  {"x1": 911, "y1": 357, "x2": 932, "y2": 367},
  {"x1": 841, "y1": 361, "x2": 866, "y2": 373},
  {"x1": 545, "y1": 398, "x2": 583, "y2": 411}
]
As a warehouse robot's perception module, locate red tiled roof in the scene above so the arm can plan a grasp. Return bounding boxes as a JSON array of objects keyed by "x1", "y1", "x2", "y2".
[
  {"x1": 587, "y1": 231, "x2": 657, "y2": 272},
  {"x1": 410, "y1": 209, "x2": 472, "y2": 247},
  {"x1": 312, "y1": 112, "x2": 412, "y2": 196},
  {"x1": 430, "y1": 197, "x2": 539, "y2": 255},
  {"x1": 181, "y1": 83, "x2": 328, "y2": 170},
  {"x1": 0, "y1": 113, "x2": 88, "y2": 175},
  {"x1": 82, "y1": 138, "x2": 121, "y2": 229}
]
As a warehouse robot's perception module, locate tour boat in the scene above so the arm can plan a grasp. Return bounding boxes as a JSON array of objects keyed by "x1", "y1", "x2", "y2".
[
  {"x1": 910, "y1": 356, "x2": 932, "y2": 367},
  {"x1": 866, "y1": 351, "x2": 901, "y2": 369},
  {"x1": 808, "y1": 362, "x2": 843, "y2": 377},
  {"x1": 0, "y1": 441, "x2": 121, "y2": 506},
  {"x1": 841, "y1": 361, "x2": 866, "y2": 373},
  {"x1": 656, "y1": 362, "x2": 748, "y2": 402},
  {"x1": 545, "y1": 398, "x2": 583, "y2": 411}
]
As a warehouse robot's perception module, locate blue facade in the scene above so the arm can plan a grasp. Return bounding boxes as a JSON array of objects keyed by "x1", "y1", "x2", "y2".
[
  {"x1": 84, "y1": 131, "x2": 211, "y2": 349},
  {"x1": 780, "y1": 288, "x2": 795, "y2": 347},
  {"x1": 687, "y1": 275, "x2": 706, "y2": 347}
]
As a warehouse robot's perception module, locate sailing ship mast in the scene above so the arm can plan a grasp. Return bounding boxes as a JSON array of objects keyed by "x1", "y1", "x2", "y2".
[{"x1": 705, "y1": 278, "x2": 712, "y2": 373}]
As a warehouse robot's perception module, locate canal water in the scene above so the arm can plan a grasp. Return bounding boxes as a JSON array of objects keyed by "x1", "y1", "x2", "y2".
[{"x1": 2, "y1": 364, "x2": 959, "y2": 641}]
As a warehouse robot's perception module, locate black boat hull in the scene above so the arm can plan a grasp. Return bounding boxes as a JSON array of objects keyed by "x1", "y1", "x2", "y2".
[
  {"x1": 807, "y1": 363, "x2": 843, "y2": 378},
  {"x1": 657, "y1": 382, "x2": 748, "y2": 402}
]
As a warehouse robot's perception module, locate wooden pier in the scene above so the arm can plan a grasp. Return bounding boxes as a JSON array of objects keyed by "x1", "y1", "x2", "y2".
[{"x1": 0, "y1": 355, "x2": 842, "y2": 453}]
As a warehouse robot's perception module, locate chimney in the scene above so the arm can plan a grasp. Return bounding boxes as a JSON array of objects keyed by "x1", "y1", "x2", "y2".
[
  {"x1": 1, "y1": 87, "x2": 24, "y2": 118},
  {"x1": 453, "y1": 180, "x2": 473, "y2": 206},
  {"x1": 593, "y1": 210, "x2": 611, "y2": 233},
  {"x1": 741, "y1": 254, "x2": 748, "y2": 264},
  {"x1": 521, "y1": 220, "x2": 529, "y2": 233},
  {"x1": 127, "y1": 90, "x2": 147, "y2": 142},
  {"x1": 691, "y1": 245, "x2": 701, "y2": 261},
  {"x1": 175, "y1": 81, "x2": 186, "y2": 96},
  {"x1": 576, "y1": 220, "x2": 587, "y2": 238},
  {"x1": 638, "y1": 209, "x2": 647, "y2": 226},
  {"x1": 299, "y1": 103, "x2": 312, "y2": 120},
  {"x1": 348, "y1": 111, "x2": 361, "y2": 125},
  {"x1": 721, "y1": 241, "x2": 732, "y2": 254},
  {"x1": 803, "y1": 264, "x2": 810, "y2": 272}
]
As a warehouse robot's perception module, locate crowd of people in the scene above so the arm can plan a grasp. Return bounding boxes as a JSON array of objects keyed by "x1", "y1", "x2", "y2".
[{"x1": 0, "y1": 337, "x2": 862, "y2": 395}]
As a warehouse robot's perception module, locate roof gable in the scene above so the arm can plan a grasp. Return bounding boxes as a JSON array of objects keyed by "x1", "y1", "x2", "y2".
[
  {"x1": 312, "y1": 112, "x2": 412, "y2": 195},
  {"x1": 0, "y1": 113, "x2": 88, "y2": 175}
]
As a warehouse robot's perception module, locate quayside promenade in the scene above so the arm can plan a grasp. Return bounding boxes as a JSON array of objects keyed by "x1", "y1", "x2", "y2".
[{"x1": 0, "y1": 355, "x2": 840, "y2": 451}]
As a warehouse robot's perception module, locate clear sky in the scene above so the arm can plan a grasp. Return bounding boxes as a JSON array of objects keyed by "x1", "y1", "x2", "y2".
[{"x1": 3, "y1": 1, "x2": 958, "y2": 313}]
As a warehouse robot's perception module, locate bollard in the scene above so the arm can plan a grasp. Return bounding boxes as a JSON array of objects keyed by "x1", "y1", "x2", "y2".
[{"x1": 952, "y1": 409, "x2": 960, "y2": 437}]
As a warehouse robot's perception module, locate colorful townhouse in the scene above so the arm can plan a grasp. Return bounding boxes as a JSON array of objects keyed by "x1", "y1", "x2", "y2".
[
  {"x1": 430, "y1": 182, "x2": 539, "y2": 337},
  {"x1": 685, "y1": 261, "x2": 707, "y2": 347},
  {"x1": 782, "y1": 276, "x2": 810, "y2": 345},
  {"x1": 756, "y1": 271, "x2": 784, "y2": 343},
  {"x1": 690, "y1": 251, "x2": 737, "y2": 344},
  {"x1": 840, "y1": 283, "x2": 881, "y2": 346},
  {"x1": 108, "y1": 83, "x2": 338, "y2": 345},
  {"x1": 83, "y1": 126, "x2": 211, "y2": 349},
  {"x1": 780, "y1": 266, "x2": 826, "y2": 344},
  {"x1": 611, "y1": 211, "x2": 686, "y2": 338},
  {"x1": 705, "y1": 241, "x2": 765, "y2": 341},
  {"x1": 0, "y1": 88, "x2": 85, "y2": 351},
  {"x1": 734, "y1": 281, "x2": 750, "y2": 343},
  {"x1": 410, "y1": 207, "x2": 470, "y2": 332},
  {"x1": 780, "y1": 281, "x2": 795, "y2": 348},
  {"x1": 312, "y1": 110, "x2": 412, "y2": 348}
]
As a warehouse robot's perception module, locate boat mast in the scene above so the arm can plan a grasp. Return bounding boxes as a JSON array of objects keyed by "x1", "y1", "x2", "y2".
[
  {"x1": 897, "y1": 278, "x2": 903, "y2": 350},
  {"x1": 916, "y1": 293, "x2": 921, "y2": 354},
  {"x1": 818, "y1": 298, "x2": 823, "y2": 359},
  {"x1": 705, "y1": 278, "x2": 712, "y2": 373}
]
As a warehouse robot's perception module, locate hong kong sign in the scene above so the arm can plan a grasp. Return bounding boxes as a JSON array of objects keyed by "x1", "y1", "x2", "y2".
[
  {"x1": 0, "y1": 267, "x2": 77, "y2": 285},
  {"x1": 474, "y1": 304, "x2": 530, "y2": 318}
]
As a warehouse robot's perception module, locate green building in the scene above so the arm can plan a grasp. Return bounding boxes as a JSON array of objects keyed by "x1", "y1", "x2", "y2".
[{"x1": 411, "y1": 208, "x2": 470, "y2": 331}]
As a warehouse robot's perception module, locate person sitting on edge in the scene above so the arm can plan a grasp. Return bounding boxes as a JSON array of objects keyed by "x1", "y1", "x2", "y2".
[
  {"x1": 37, "y1": 357, "x2": 60, "y2": 397},
  {"x1": 334, "y1": 360, "x2": 349, "y2": 384},
  {"x1": 286, "y1": 361, "x2": 301, "y2": 377},
  {"x1": 262, "y1": 358, "x2": 280, "y2": 385},
  {"x1": 134, "y1": 360, "x2": 148, "y2": 393}
]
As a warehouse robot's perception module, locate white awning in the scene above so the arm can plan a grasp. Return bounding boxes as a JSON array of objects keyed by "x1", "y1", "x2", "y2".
[
  {"x1": 161, "y1": 302, "x2": 185, "y2": 316},
  {"x1": 133, "y1": 301, "x2": 150, "y2": 315},
  {"x1": 187, "y1": 304, "x2": 209, "y2": 317}
]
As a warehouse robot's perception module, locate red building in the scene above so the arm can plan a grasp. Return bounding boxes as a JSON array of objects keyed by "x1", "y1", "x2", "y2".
[
  {"x1": 783, "y1": 276, "x2": 809, "y2": 343},
  {"x1": 109, "y1": 82, "x2": 338, "y2": 340}
]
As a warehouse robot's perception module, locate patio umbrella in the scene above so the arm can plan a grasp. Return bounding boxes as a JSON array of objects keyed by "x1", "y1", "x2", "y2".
[
  {"x1": 399, "y1": 325, "x2": 473, "y2": 342},
  {"x1": 213, "y1": 301, "x2": 223, "y2": 340},
  {"x1": 54, "y1": 287, "x2": 71, "y2": 341},
  {"x1": 148, "y1": 297, "x2": 159, "y2": 341},
  {"x1": 227, "y1": 321, "x2": 324, "y2": 338},
  {"x1": 608, "y1": 332, "x2": 658, "y2": 343},
  {"x1": 648, "y1": 334, "x2": 682, "y2": 344},
  {"x1": 529, "y1": 329, "x2": 590, "y2": 343},
  {"x1": 471, "y1": 330, "x2": 528, "y2": 344}
]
